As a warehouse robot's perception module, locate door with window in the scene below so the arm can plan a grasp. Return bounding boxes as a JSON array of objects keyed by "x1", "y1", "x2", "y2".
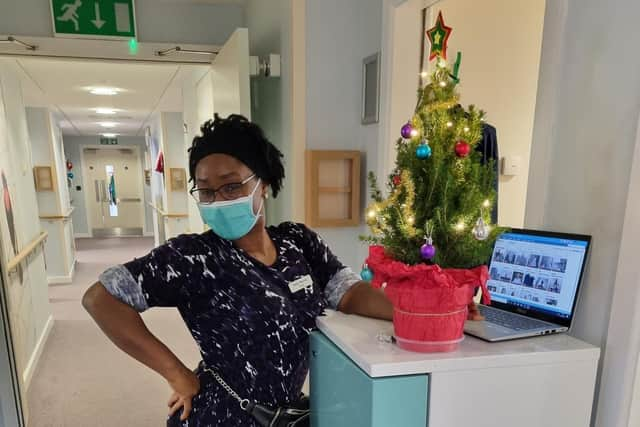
[{"x1": 84, "y1": 147, "x2": 144, "y2": 237}]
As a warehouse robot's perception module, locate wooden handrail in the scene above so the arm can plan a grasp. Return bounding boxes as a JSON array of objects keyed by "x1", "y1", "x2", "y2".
[
  {"x1": 148, "y1": 202, "x2": 168, "y2": 216},
  {"x1": 7, "y1": 231, "x2": 48, "y2": 272},
  {"x1": 39, "y1": 207, "x2": 75, "y2": 220},
  {"x1": 148, "y1": 202, "x2": 188, "y2": 218}
]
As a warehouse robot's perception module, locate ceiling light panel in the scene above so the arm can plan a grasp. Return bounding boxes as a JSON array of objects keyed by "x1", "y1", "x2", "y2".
[
  {"x1": 88, "y1": 87, "x2": 120, "y2": 96},
  {"x1": 95, "y1": 108, "x2": 117, "y2": 115}
]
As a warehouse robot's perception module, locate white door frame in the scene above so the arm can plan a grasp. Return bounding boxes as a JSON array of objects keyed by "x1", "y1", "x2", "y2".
[
  {"x1": 79, "y1": 144, "x2": 145, "y2": 237},
  {"x1": 0, "y1": 264, "x2": 24, "y2": 426},
  {"x1": 378, "y1": 0, "x2": 443, "y2": 181},
  {"x1": 594, "y1": 113, "x2": 640, "y2": 427},
  {"x1": 520, "y1": 1, "x2": 639, "y2": 426}
]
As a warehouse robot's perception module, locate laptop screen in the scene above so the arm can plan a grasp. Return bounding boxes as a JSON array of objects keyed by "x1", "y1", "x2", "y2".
[{"x1": 487, "y1": 229, "x2": 591, "y2": 327}]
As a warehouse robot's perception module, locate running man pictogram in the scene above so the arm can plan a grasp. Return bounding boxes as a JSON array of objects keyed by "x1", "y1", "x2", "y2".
[{"x1": 56, "y1": 0, "x2": 82, "y2": 32}]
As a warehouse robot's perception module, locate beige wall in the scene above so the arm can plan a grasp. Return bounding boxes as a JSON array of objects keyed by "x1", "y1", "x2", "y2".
[{"x1": 384, "y1": 0, "x2": 546, "y2": 227}]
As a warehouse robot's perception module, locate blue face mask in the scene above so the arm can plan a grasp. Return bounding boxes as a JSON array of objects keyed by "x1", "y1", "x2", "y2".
[{"x1": 198, "y1": 179, "x2": 264, "y2": 240}]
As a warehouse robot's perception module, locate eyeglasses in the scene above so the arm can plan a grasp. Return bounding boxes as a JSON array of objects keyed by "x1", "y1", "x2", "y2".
[{"x1": 190, "y1": 174, "x2": 256, "y2": 204}]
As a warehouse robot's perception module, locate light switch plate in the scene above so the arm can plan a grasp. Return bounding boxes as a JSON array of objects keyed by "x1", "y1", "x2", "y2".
[{"x1": 501, "y1": 155, "x2": 522, "y2": 176}]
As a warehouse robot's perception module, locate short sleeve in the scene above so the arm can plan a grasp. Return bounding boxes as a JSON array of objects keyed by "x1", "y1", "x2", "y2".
[
  {"x1": 99, "y1": 238, "x2": 191, "y2": 312},
  {"x1": 295, "y1": 223, "x2": 361, "y2": 309}
]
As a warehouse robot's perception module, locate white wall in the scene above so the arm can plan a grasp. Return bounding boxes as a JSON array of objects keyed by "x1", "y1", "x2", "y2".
[
  {"x1": 380, "y1": 0, "x2": 423, "y2": 180},
  {"x1": 593, "y1": 116, "x2": 640, "y2": 427},
  {"x1": 147, "y1": 113, "x2": 166, "y2": 245},
  {"x1": 26, "y1": 107, "x2": 75, "y2": 282},
  {"x1": 0, "y1": 59, "x2": 52, "y2": 419},
  {"x1": 50, "y1": 122, "x2": 70, "y2": 212},
  {"x1": 0, "y1": 0, "x2": 245, "y2": 45},
  {"x1": 146, "y1": 111, "x2": 190, "y2": 241},
  {"x1": 527, "y1": 0, "x2": 640, "y2": 350},
  {"x1": 63, "y1": 135, "x2": 153, "y2": 236},
  {"x1": 26, "y1": 108, "x2": 59, "y2": 216},
  {"x1": 383, "y1": 0, "x2": 545, "y2": 228},
  {"x1": 250, "y1": 76, "x2": 283, "y2": 225},
  {"x1": 182, "y1": 68, "x2": 208, "y2": 234},
  {"x1": 246, "y1": 0, "x2": 288, "y2": 226},
  {"x1": 525, "y1": 0, "x2": 640, "y2": 425},
  {"x1": 211, "y1": 28, "x2": 251, "y2": 119},
  {"x1": 245, "y1": 1, "x2": 283, "y2": 56},
  {"x1": 181, "y1": 28, "x2": 252, "y2": 234},
  {"x1": 159, "y1": 112, "x2": 189, "y2": 238},
  {"x1": 305, "y1": 0, "x2": 383, "y2": 270}
]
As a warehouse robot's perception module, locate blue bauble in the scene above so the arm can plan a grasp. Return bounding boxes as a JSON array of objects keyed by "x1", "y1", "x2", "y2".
[
  {"x1": 416, "y1": 144, "x2": 432, "y2": 159},
  {"x1": 360, "y1": 267, "x2": 374, "y2": 282}
]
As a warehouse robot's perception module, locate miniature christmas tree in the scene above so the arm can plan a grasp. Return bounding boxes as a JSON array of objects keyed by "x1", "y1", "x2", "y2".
[{"x1": 362, "y1": 11, "x2": 504, "y2": 270}]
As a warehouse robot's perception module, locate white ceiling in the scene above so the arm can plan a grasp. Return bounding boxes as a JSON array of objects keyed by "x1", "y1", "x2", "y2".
[{"x1": 17, "y1": 58, "x2": 208, "y2": 136}]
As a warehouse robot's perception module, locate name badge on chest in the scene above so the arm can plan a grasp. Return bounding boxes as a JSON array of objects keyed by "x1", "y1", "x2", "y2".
[{"x1": 288, "y1": 275, "x2": 314, "y2": 294}]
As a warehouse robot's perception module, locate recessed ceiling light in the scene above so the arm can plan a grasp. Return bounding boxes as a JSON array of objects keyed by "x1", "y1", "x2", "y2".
[
  {"x1": 89, "y1": 87, "x2": 119, "y2": 96},
  {"x1": 95, "y1": 108, "x2": 117, "y2": 115},
  {"x1": 100, "y1": 122, "x2": 117, "y2": 128},
  {"x1": 102, "y1": 133, "x2": 118, "y2": 138}
]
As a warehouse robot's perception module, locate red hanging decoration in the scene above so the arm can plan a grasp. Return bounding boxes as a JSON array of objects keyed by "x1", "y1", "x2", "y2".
[
  {"x1": 155, "y1": 151, "x2": 164, "y2": 173},
  {"x1": 455, "y1": 141, "x2": 471, "y2": 157}
]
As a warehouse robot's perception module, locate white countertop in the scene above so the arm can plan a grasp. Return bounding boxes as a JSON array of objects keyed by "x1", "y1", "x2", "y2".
[{"x1": 316, "y1": 310, "x2": 600, "y2": 378}]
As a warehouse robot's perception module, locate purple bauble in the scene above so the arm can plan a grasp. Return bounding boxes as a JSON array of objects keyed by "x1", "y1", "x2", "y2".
[
  {"x1": 400, "y1": 122, "x2": 414, "y2": 139},
  {"x1": 421, "y1": 243, "x2": 436, "y2": 260}
]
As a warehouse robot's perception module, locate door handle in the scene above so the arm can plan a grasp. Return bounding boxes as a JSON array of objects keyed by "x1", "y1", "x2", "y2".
[
  {"x1": 101, "y1": 180, "x2": 108, "y2": 202},
  {"x1": 120, "y1": 198, "x2": 141, "y2": 202},
  {"x1": 94, "y1": 180, "x2": 101, "y2": 202}
]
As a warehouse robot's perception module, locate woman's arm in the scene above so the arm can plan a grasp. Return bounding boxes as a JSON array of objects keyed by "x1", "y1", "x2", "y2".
[
  {"x1": 337, "y1": 281, "x2": 393, "y2": 320},
  {"x1": 82, "y1": 282, "x2": 198, "y2": 420}
]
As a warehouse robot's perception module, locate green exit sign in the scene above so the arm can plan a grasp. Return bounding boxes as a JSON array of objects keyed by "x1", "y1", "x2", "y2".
[
  {"x1": 100, "y1": 137, "x2": 118, "y2": 145},
  {"x1": 51, "y1": 0, "x2": 136, "y2": 39}
]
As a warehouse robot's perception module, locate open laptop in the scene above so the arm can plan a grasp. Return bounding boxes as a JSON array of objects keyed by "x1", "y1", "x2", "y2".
[{"x1": 464, "y1": 229, "x2": 591, "y2": 342}]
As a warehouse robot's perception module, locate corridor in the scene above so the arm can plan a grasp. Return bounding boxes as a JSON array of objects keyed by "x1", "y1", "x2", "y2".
[{"x1": 27, "y1": 238, "x2": 201, "y2": 427}]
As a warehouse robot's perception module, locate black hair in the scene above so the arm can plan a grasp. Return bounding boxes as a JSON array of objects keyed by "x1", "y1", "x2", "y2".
[{"x1": 188, "y1": 114, "x2": 285, "y2": 198}]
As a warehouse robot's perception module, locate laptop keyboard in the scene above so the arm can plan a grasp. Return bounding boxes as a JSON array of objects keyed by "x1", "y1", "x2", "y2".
[{"x1": 479, "y1": 306, "x2": 554, "y2": 331}]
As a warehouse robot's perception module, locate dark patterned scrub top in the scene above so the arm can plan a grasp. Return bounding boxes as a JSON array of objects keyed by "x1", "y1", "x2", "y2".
[{"x1": 99, "y1": 222, "x2": 360, "y2": 427}]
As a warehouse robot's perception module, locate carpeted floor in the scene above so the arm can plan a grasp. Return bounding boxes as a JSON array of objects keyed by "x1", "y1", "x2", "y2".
[{"x1": 26, "y1": 238, "x2": 202, "y2": 427}]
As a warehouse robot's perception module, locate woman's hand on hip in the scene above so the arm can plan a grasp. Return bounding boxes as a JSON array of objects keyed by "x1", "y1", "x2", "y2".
[{"x1": 167, "y1": 366, "x2": 201, "y2": 421}]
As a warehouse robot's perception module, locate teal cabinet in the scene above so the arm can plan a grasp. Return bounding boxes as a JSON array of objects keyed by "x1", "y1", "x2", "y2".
[{"x1": 310, "y1": 332, "x2": 429, "y2": 427}]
